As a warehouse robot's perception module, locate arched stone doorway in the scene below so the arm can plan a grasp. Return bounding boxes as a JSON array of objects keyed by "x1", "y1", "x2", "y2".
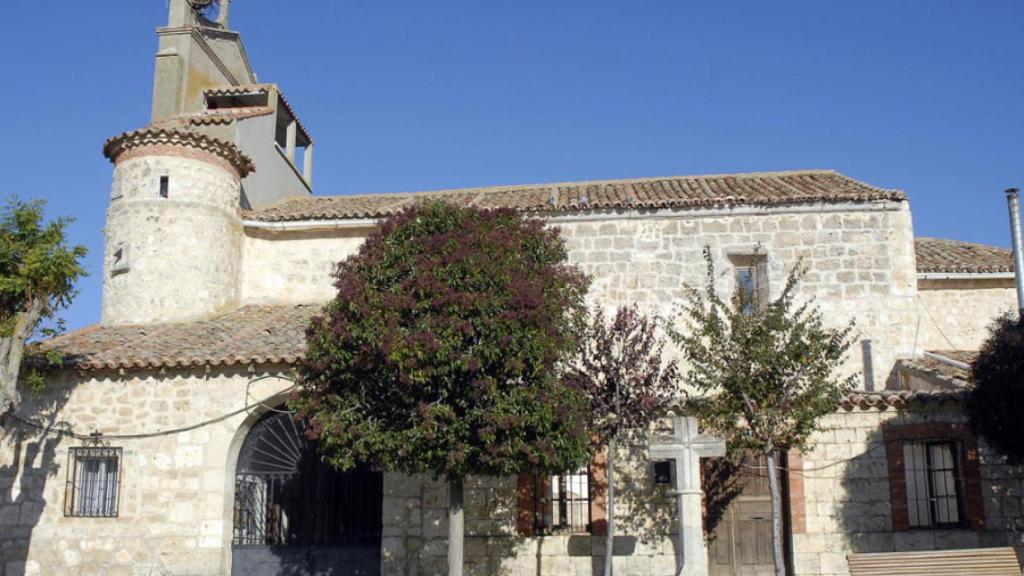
[{"x1": 231, "y1": 410, "x2": 383, "y2": 575}]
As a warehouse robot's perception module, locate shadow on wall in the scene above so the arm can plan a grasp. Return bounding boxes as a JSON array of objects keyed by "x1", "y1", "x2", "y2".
[
  {"x1": 835, "y1": 425, "x2": 895, "y2": 556},
  {"x1": 0, "y1": 377, "x2": 74, "y2": 576}
]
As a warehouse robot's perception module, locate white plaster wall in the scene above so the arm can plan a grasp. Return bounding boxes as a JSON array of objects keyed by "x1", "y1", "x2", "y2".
[
  {"x1": 102, "y1": 155, "x2": 243, "y2": 326},
  {"x1": 916, "y1": 279, "x2": 1017, "y2": 351},
  {"x1": 236, "y1": 114, "x2": 311, "y2": 207}
]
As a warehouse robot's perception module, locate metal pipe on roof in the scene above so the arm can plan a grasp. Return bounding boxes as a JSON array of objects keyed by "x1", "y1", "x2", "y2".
[
  {"x1": 923, "y1": 351, "x2": 972, "y2": 372},
  {"x1": 1006, "y1": 188, "x2": 1024, "y2": 319},
  {"x1": 861, "y1": 339, "x2": 876, "y2": 391}
]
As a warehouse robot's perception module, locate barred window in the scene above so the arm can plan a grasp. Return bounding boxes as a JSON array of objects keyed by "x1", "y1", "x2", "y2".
[
  {"x1": 903, "y1": 441, "x2": 964, "y2": 528},
  {"x1": 65, "y1": 447, "x2": 121, "y2": 518},
  {"x1": 534, "y1": 467, "x2": 590, "y2": 533}
]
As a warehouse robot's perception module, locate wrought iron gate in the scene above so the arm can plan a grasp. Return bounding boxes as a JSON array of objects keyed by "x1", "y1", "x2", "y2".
[{"x1": 232, "y1": 411, "x2": 383, "y2": 576}]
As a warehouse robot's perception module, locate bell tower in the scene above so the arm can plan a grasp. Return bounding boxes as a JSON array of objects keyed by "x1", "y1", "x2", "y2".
[{"x1": 152, "y1": 0, "x2": 256, "y2": 122}]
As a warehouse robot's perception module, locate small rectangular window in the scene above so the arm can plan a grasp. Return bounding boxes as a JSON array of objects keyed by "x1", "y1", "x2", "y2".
[
  {"x1": 65, "y1": 447, "x2": 122, "y2": 518},
  {"x1": 533, "y1": 467, "x2": 590, "y2": 533},
  {"x1": 159, "y1": 176, "x2": 169, "y2": 198},
  {"x1": 903, "y1": 441, "x2": 963, "y2": 528}
]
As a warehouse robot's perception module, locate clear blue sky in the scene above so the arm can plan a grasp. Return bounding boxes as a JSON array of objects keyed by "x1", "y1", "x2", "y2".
[{"x1": 1, "y1": 1, "x2": 1021, "y2": 331}]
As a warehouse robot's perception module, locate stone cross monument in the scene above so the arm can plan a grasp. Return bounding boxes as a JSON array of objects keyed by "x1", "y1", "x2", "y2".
[{"x1": 649, "y1": 416, "x2": 727, "y2": 576}]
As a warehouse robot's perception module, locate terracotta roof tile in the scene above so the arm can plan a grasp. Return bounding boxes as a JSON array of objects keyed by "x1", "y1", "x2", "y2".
[
  {"x1": 39, "y1": 305, "x2": 318, "y2": 372},
  {"x1": 154, "y1": 106, "x2": 275, "y2": 128},
  {"x1": 896, "y1": 350, "x2": 974, "y2": 386},
  {"x1": 243, "y1": 170, "x2": 905, "y2": 222},
  {"x1": 842, "y1": 388, "x2": 968, "y2": 409},
  {"x1": 915, "y1": 237, "x2": 1014, "y2": 274},
  {"x1": 103, "y1": 126, "x2": 256, "y2": 177},
  {"x1": 204, "y1": 83, "x2": 312, "y2": 143}
]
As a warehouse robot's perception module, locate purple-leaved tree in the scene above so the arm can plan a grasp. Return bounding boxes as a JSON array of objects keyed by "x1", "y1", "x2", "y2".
[
  {"x1": 568, "y1": 305, "x2": 679, "y2": 576},
  {"x1": 291, "y1": 202, "x2": 592, "y2": 576}
]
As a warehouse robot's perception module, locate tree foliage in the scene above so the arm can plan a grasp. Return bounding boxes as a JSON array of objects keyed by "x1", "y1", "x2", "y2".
[
  {"x1": 673, "y1": 249, "x2": 857, "y2": 454},
  {"x1": 291, "y1": 202, "x2": 592, "y2": 479},
  {"x1": 967, "y1": 313, "x2": 1024, "y2": 464},
  {"x1": 0, "y1": 197, "x2": 87, "y2": 415},
  {"x1": 672, "y1": 247, "x2": 856, "y2": 576},
  {"x1": 568, "y1": 304, "x2": 679, "y2": 576},
  {"x1": 569, "y1": 305, "x2": 679, "y2": 444}
]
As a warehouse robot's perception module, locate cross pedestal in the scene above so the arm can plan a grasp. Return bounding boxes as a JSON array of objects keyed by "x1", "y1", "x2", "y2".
[{"x1": 649, "y1": 416, "x2": 726, "y2": 576}]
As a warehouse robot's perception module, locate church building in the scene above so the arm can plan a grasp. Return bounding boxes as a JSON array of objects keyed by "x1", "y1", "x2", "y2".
[{"x1": 2, "y1": 2, "x2": 1022, "y2": 575}]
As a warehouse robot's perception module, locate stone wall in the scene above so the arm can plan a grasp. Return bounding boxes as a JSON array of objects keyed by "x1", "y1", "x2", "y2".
[
  {"x1": 916, "y1": 278, "x2": 1017, "y2": 351},
  {"x1": 240, "y1": 227, "x2": 366, "y2": 305},
  {"x1": 103, "y1": 154, "x2": 243, "y2": 325},
  {"x1": 381, "y1": 437, "x2": 679, "y2": 576},
  {"x1": 241, "y1": 201, "x2": 918, "y2": 390},
  {"x1": 0, "y1": 368, "x2": 679, "y2": 576},
  {"x1": 791, "y1": 404, "x2": 1024, "y2": 576},
  {"x1": 0, "y1": 368, "x2": 293, "y2": 576}
]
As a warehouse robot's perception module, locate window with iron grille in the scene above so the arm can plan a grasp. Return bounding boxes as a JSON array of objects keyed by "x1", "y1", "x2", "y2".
[
  {"x1": 65, "y1": 447, "x2": 121, "y2": 518},
  {"x1": 903, "y1": 441, "x2": 964, "y2": 528},
  {"x1": 533, "y1": 467, "x2": 591, "y2": 533}
]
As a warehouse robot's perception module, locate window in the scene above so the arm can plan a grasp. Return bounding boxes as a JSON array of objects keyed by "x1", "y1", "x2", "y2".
[
  {"x1": 159, "y1": 176, "x2": 169, "y2": 198},
  {"x1": 729, "y1": 254, "x2": 768, "y2": 315},
  {"x1": 532, "y1": 467, "x2": 591, "y2": 533},
  {"x1": 883, "y1": 422, "x2": 985, "y2": 532},
  {"x1": 903, "y1": 441, "x2": 964, "y2": 528},
  {"x1": 65, "y1": 447, "x2": 121, "y2": 518}
]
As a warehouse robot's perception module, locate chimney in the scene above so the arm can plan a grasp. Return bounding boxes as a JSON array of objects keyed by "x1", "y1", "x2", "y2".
[{"x1": 1006, "y1": 188, "x2": 1024, "y2": 319}]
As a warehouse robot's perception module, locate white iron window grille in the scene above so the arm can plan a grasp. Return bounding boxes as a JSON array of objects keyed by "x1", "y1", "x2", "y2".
[
  {"x1": 65, "y1": 447, "x2": 121, "y2": 518},
  {"x1": 534, "y1": 467, "x2": 591, "y2": 534},
  {"x1": 903, "y1": 440, "x2": 964, "y2": 528}
]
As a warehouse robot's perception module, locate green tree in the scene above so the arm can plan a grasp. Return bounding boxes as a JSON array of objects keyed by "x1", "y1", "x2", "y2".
[
  {"x1": 967, "y1": 313, "x2": 1024, "y2": 464},
  {"x1": 291, "y1": 202, "x2": 591, "y2": 576},
  {"x1": 0, "y1": 197, "x2": 87, "y2": 416},
  {"x1": 568, "y1": 305, "x2": 678, "y2": 576},
  {"x1": 671, "y1": 248, "x2": 855, "y2": 576}
]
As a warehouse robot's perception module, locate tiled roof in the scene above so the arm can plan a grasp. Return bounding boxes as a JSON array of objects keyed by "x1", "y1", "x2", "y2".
[
  {"x1": 897, "y1": 350, "x2": 974, "y2": 387},
  {"x1": 915, "y1": 237, "x2": 1015, "y2": 274},
  {"x1": 154, "y1": 106, "x2": 275, "y2": 128},
  {"x1": 204, "y1": 83, "x2": 312, "y2": 143},
  {"x1": 243, "y1": 170, "x2": 905, "y2": 222},
  {"x1": 103, "y1": 127, "x2": 256, "y2": 177},
  {"x1": 842, "y1": 388, "x2": 968, "y2": 409},
  {"x1": 39, "y1": 305, "x2": 318, "y2": 372}
]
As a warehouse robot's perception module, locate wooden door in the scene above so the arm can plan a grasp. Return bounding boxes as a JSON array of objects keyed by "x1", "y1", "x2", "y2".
[{"x1": 709, "y1": 454, "x2": 776, "y2": 576}]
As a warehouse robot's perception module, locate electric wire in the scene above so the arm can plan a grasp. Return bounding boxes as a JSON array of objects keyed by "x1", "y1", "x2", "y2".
[{"x1": 4, "y1": 384, "x2": 298, "y2": 442}]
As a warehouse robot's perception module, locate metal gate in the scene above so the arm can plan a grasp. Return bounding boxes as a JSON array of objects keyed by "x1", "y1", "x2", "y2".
[{"x1": 232, "y1": 410, "x2": 383, "y2": 576}]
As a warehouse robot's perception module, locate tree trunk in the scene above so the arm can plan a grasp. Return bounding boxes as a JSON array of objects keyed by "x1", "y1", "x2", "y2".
[
  {"x1": 448, "y1": 476, "x2": 465, "y2": 576},
  {"x1": 604, "y1": 438, "x2": 615, "y2": 576},
  {"x1": 765, "y1": 450, "x2": 786, "y2": 576},
  {"x1": 0, "y1": 300, "x2": 44, "y2": 418}
]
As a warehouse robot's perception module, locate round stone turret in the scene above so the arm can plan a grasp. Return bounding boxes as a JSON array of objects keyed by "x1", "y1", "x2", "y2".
[{"x1": 101, "y1": 128, "x2": 255, "y2": 325}]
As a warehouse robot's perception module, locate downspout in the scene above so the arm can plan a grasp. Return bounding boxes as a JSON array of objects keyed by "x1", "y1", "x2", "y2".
[{"x1": 1006, "y1": 188, "x2": 1024, "y2": 320}]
